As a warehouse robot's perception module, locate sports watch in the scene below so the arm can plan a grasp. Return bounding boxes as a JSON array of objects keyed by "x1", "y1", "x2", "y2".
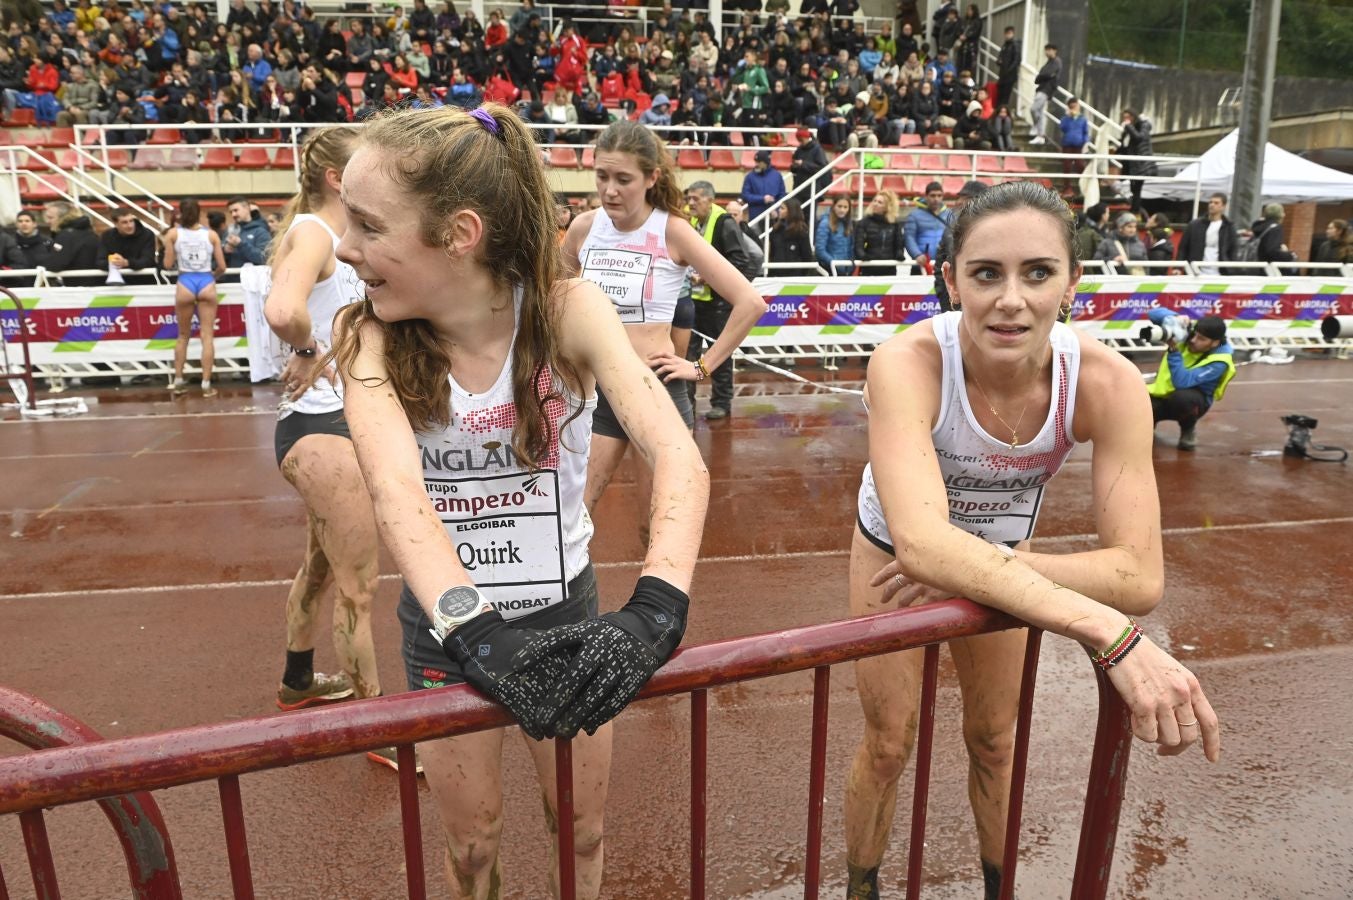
[{"x1": 429, "y1": 585, "x2": 493, "y2": 641}]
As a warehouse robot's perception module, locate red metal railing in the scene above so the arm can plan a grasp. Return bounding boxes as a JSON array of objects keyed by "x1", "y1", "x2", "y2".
[
  {"x1": 0, "y1": 599, "x2": 1133, "y2": 899},
  {"x1": 0, "y1": 689, "x2": 181, "y2": 899},
  {"x1": 0, "y1": 285, "x2": 39, "y2": 411}
]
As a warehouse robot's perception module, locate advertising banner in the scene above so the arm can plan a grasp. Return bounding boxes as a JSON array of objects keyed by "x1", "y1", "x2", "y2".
[
  {"x1": 744, "y1": 276, "x2": 1353, "y2": 346},
  {"x1": 4, "y1": 277, "x2": 1350, "y2": 371},
  {"x1": 1, "y1": 285, "x2": 247, "y2": 366}
]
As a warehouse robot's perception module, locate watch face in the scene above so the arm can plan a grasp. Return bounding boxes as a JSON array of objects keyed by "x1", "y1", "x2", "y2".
[{"x1": 438, "y1": 586, "x2": 481, "y2": 620}]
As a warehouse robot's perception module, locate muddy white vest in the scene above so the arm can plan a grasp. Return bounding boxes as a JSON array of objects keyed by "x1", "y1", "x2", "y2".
[
  {"x1": 858, "y1": 310, "x2": 1082, "y2": 547},
  {"x1": 414, "y1": 300, "x2": 596, "y2": 619},
  {"x1": 279, "y1": 213, "x2": 364, "y2": 418}
]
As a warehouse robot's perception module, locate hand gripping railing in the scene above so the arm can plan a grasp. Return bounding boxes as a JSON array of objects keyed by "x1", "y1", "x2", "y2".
[{"x1": 0, "y1": 599, "x2": 1133, "y2": 899}]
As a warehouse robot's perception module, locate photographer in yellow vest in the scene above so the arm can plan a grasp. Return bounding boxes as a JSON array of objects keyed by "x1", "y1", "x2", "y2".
[{"x1": 1147, "y1": 313, "x2": 1236, "y2": 451}]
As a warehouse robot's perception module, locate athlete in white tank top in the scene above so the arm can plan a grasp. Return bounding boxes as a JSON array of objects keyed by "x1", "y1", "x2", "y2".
[
  {"x1": 278, "y1": 213, "x2": 364, "y2": 418},
  {"x1": 577, "y1": 207, "x2": 687, "y2": 325},
  {"x1": 174, "y1": 226, "x2": 215, "y2": 273},
  {"x1": 857, "y1": 310, "x2": 1081, "y2": 548},
  {"x1": 414, "y1": 296, "x2": 597, "y2": 619}
]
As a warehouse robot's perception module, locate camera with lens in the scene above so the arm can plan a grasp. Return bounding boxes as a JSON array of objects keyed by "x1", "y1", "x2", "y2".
[
  {"x1": 1139, "y1": 313, "x2": 1191, "y2": 345},
  {"x1": 1282, "y1": 414, "x2": 1317, "y2": 458}
]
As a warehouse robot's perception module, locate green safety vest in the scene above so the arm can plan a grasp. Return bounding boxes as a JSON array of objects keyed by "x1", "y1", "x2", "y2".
[
  {"x1": 690, "y1": 206, "x2": 727, "y2": 302},
  {"x1": 1147, "y1": 348, "x2": 1237, "y2": 402}
]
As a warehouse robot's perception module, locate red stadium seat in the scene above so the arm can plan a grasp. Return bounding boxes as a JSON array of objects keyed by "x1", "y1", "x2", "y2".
[
  {"x1": 896, "y1": 133, "x2": 923, "y2": 148},
  {"x1": 709, "y1": 148, "x2": 739, "y2": 170},
  {"x1": 167, "y1": 147, "x2": 199, "y2": 169},
  {"x1": 946, "y1": 154, "x2": 972, "y2": 171},
  {"x1": 345, "y1": 71, "x2": 365, "y2": 89},
  {"x1": 14, "y1": 147, "x2": 54, "y2": 169},
  {"x1": 273, "y1": 146, "x2": 296, "y2": 169},
  {"x1": 975, "y1": 155, "x2": 1002, "y2": 172},
  {"x1": 148, "y1": 127, "x2": 181, "y2": 145},
  {"x1": 54, "y1": 149, "x2": 78, "y2": 168},
  {"x1": 771, "y1": 149, "x2": 792, "y2": 170},
  {"x1": 580, "y1": 145, "x2": 594, "y2": 168},
  {"x1": 548, "y1": 146, "x2": 578, "y2": 168},
  {"x1": 4, "y1": 108, "x2": 36, "y2": 126},
  {"x1": 917, "y1": 153, "x2": 945, "y2": 172},
  {"x1": 16, "y1": 129, "x2": 49, "y2": 149},
  {"x1": 941, "y1": 176, "x2": 966, "y2": 196},
  {"x1": 889, "y1": 153, "x2": 917, "y2": 170},
  {"x1": 129, "y1": 147, "x2": 168, "y2": 169},
  {"x1": 676, "y1": 147, "x2": 707, "y2": 169},
  {"x1": 1002, "y1": 155, "x2": 1033, "y2": 173},
  {"x1": 236, "y1": 146, "x2": 271, "y2": 169},
  {"x1": 880, "y1": 174, "x2": 911, "y2": 195},
  {"x1": 200, "y1": 147, "x2": 235, "y2": 169},
  {"x1": 0, "y1": 130, "x2": 11, "y2": 145},
  {"x1": 924, "y1": 132, "x2": 951, "y2": 148},
  {"x1": 21, "y1": 173, "x2": 67, "y2": 201},
  {"x1": 43, "y1": 127, "x2": 75, "y2": 147}
]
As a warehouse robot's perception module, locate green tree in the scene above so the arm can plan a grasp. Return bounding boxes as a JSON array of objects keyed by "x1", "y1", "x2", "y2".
[{"x1": 1088, "y1": 0, "x2": 1353, "y2": 78}]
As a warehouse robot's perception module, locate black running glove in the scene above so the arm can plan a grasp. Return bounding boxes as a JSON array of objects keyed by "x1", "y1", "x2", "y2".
[
  {"x1": 546, "y1": 576, "x2": 690, "y2": 738},
  {"x1": 442, "y1": 611, "x2": 582, "y2": 741}
]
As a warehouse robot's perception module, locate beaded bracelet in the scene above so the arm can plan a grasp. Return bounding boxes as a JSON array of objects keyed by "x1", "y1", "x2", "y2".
[{"x1": 1093, "y1": 620, "x2": 1143, "y2": 670}]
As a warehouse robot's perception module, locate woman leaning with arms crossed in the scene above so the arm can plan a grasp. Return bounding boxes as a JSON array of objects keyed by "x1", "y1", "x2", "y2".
[
  {"x1": 843, "y1": 181, "x2": 1221, "y2": 900},
  {"x1": 332, "y1": 105, "x2": 708, "y2": 898}
]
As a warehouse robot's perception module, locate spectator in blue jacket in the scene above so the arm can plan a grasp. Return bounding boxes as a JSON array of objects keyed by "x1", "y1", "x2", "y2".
[
  {"x1": 1058, "y1": 97, "x2": 1089, "y2": 176},
  {"x1": 902, "y1": 181, "x2": 951, "y2": 264},
  {"x1": 223, "y1": 196, "x2": 272, "y2": 267},
  {"x1": 241, "y1": 44, "x2": 273, "y2": 93},
  {"x1": 741, "y1": 149, "x2": 787, "y2": 232},
  {"x1": 815, "y1": 197, "x2": 856, "y2": 275}
]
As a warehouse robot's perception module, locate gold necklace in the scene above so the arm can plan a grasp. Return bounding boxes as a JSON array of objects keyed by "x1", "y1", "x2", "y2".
[{"x1": 967, "y1": 352, "x2": 1049, "y2": 449}]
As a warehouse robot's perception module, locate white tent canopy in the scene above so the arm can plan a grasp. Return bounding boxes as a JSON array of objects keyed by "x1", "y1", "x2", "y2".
[{"x1": 1142, "y1": 129, "x2": 1353, "y2": 203}]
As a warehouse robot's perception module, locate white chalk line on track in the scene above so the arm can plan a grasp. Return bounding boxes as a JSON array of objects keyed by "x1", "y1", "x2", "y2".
[{"x1": 4, "y1": 516, "x2": 1350, "y2": 603}]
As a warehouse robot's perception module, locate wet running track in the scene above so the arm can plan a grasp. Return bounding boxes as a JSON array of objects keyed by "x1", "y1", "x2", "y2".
[{"x1": 2, "y1": 358, "x2": 1351, "y2": 899}]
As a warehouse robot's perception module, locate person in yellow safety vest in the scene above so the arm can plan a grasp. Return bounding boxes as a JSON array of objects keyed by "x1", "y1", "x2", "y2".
[
  {"x1": 1147, "y1": 313, "x2": 1236, "y2": 451},
  {"x1": 684, "y1": 180, "x2": 756, "y2": 420}
]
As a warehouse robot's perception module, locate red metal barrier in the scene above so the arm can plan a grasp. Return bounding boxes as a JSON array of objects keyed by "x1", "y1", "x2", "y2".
[
  {"x1": 0, "y1": 689, "x2": 181, "y2": 899},
  {"x1": 0, "y1": 285, "x2": 39, "y2": 411},
  {"x1": 0, "y1": 599, "x2": 1133, "y2": 898}
]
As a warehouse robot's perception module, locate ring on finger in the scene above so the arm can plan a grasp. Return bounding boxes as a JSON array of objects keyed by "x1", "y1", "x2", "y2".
[
  {"x1": 1177, "y1": 719, "x2": 1198, "y2": 727},
  {"x1": 893, "y1": 574, "x2": 904, "y2": 589}
]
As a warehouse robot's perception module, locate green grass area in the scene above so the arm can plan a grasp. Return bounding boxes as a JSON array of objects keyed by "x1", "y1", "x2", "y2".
[{"x1": 1088, "y1": 0, "x2": 1353, "y2": 79}]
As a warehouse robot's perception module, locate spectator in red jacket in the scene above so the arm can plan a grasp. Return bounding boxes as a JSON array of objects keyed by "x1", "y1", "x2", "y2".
[{"x1": 388, "y1": 53, "x2": 419, "y2": 92}]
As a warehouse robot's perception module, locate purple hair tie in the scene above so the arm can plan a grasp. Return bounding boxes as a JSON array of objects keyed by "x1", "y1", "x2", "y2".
[{"x1": 469, "y1": 106, "x2": 502, "y2": 138}]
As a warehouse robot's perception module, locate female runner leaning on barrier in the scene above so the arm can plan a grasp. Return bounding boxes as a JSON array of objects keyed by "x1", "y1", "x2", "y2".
[
  {"x1": 562, "y1": 120, "x2": 765, "y2": 527},
  {"x1": 331, "y1": 106, "x2": 708, "y2": 898},
  {"x1": 263, "y1": 127, "x2": 380, "y2": 712},
  {"x1": 843, "y1": 181, "x2": 1221, "y2": 900},
  {"x1": 161, "y1": 197, "x2": 226, "y2": 397}
]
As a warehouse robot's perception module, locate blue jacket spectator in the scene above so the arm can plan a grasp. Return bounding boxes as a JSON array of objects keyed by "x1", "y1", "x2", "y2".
[
  {"x1": 241, "y1": 46, "x2": 272, "y2": 92},
  {"x1": 814, "y1": 201, "x2": 855, "y2": 275},
  {"x1": 1059, "y1": 106, "x2": 1088, "y2": 150},
  {"x1": 48, "y1": 0, "x2": 75, "y2": 30},
  {"x1": 639, "y1": 93, "x2": 672, "y2": 127},
  {"x1": 224, "y1": 198, "x2": 274, "y2": 267},
  {"x1": 903, "y1": 186, "x2": 951, "y2": 260},
  {"x1": 741, "y1": 150, "x2": 787, "y2": 224}
]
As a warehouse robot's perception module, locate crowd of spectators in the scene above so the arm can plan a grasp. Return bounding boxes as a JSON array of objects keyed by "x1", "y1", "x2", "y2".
[{"x1": 0, "y1": 0, "x2": 1041, "y2": 154}]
